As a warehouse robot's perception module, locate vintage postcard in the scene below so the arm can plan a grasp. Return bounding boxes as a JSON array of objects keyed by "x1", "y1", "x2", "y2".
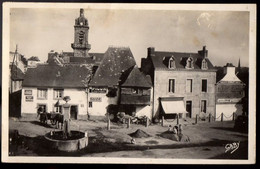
[{"x1": 2, "y1": 3, "x2": 256, "y2": 164}]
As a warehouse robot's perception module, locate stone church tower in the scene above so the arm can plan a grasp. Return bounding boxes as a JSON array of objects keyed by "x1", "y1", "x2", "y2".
[{"x1": 71, "y1": 9, "x2": 91, "y2": 57}]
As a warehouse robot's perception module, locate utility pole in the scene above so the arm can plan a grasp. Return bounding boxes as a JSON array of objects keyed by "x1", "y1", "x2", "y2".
[{"x1": 10, "y1": 44, "x2": 18, "y2": 93}]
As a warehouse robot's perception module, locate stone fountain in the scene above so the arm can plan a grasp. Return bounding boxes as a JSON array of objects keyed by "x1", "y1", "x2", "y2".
[{"x1": 44, "y1": 96, "x2": 88, "y2": 152}]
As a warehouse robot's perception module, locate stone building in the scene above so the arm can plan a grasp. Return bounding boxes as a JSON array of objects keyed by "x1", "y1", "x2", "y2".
[
  {"x1": 215, "y1": 63, "x2": 245, "y2": 121},
  {"x1": 87, "y1": 47, "x2": 136, "y2": 117},
  {"x1": 119, "y1": 66, "x2": 153, "y2": 119},
  {"x1": 141, "y1": 46, "x2": 217, "y2": 120}
]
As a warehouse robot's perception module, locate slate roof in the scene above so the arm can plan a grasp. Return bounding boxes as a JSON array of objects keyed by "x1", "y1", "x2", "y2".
[
  {"x1": 61, "y1": 52, "x2": 74, "y2": 57},
  {"x1": 10, "y1": 65, "x2": 25, "y2": 80},
  {"x1": 89, "y1": 47, "x2": 136, "y2": 87},
  {"x1": 23, "y1": 64, "x2": 92, "y2": 88},
  {"x1": 28, "y1": 56, "x2": 40, "y2": 61},
  {"x1": 120, "y1": 66, "x2": 152, "y2": 88},
  {"x1": 69, "y1": 57, "x2": 95, "y2": 64},
  {"x1": 59, "y1": 52, "x2": 104, "y2": 65},
  {"x1": 89, "y1": 53, "x2": 104, "y2": 63},
  {"x1": 150, "y1": 51, "x2": 215, "y2": 71},
  {"x1": 69, "y1": 53, "x2": 104, "y2": 65},
  {"x1": 10, "y1": 52, "x2": 27, "y2": 65}
]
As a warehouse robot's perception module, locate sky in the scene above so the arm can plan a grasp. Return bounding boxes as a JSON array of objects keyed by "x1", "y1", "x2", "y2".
[{"x1": 10, "y1": 7, "x2": 250, "y2": 67}]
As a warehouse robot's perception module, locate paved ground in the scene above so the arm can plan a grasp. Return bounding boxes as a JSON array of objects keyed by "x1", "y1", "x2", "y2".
[{"x1": 8, "y1": 114, "x2": 248, "y2": 159}]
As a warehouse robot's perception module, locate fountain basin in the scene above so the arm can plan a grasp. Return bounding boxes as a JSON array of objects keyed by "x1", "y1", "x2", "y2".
[{"x1": 44, "y1": 130, "x2": 88, "y2": 152}]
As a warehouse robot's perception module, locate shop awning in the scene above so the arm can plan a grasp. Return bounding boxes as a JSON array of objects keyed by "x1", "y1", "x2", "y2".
[{"x1": 160, "y1": 97, "x2": 188, "y2": 114}]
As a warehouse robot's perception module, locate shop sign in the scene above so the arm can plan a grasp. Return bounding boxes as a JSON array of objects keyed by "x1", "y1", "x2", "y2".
[
  {"x1": 218, "y1": 98, "x2": 241, "y2": 103},
  {"x1": 89, "y1": 88, "x2": 107, "y2": 93},
  {"x1": 90, "y1": 97, "x2": 102, "y2": 102},
  {"x1": 24, "y1": 90, "x2": 32, "y2": 95},
  {"x1": 25, "y1": 96, "x2": 33, "y2": 102}
]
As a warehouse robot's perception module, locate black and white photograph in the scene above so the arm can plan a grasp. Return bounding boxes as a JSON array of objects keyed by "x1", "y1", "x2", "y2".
[{"x1": 2, "y1": 3, "x2": 256, "y2": 164}]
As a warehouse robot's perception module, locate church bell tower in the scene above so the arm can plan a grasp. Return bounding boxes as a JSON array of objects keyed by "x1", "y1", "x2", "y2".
[{"x1": 71, "y1": 9, "x2": 91, "y2": 57}]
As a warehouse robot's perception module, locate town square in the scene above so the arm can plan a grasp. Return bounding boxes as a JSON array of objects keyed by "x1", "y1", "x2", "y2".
[{"x1": 2, "y1": 3, "x2": 256, "y2": 164}]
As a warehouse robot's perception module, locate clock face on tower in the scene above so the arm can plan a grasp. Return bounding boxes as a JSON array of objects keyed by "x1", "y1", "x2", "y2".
[{"x1": 80, "y1": 22, "x2": 83, "y2": 26}]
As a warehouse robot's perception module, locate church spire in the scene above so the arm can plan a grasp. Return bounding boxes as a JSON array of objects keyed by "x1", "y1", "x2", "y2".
[
  {"x1": 71, "y1": 9, "x2": 91, "y2": 57},
  {"x1": 80, "y1": 8, "x2": 84, "y2": 17},
  {"x1": 238, "y1": 58, "x2": 241, "y2": 68}
]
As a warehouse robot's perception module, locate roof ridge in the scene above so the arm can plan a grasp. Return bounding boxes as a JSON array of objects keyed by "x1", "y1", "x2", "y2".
[{"x1": 155, "y1": 51, "x2": 199, "y2": 54}]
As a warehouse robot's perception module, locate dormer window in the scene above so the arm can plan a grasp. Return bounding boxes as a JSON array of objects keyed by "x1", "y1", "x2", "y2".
[
  {"x1": 168, "y1": 56, "x2": 176, "y2": 69},
  {"x1": 201, "y1": 59, "x2": 208, "y2": 70},
  {"x1": 185, "y1": 57, "x2": 194, "y2": 69}
]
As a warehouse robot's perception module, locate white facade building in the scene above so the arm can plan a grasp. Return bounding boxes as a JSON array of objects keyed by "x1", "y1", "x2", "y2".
[
  {"x1": 215, "y1": 63, "x2": 245, "y2": 121},
  {"x1": 21, "y1": 64, "x2": 92, "y2": 119}
]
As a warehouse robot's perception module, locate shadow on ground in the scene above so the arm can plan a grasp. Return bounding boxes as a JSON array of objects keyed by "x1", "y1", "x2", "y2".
[
  {"x1": 211, "y1": 126, "x2": 248, "y2": 134},
  {"x1": 9, "y1": 131, "x2": 248, "y2": 159},
  {"x1": 29, "y1": 121, "x2": 54, "y2": 129}
]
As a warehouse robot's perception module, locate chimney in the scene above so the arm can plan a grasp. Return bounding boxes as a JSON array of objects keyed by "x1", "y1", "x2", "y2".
[
  {"x1": 198, "y1": 46, "x2": 208, "y2": 58},
  {"x1": 220, "y1": 63, "x2": 242, "y2": 82},
  {"x1": 147, "y1": 47, "x2": 155, "y2": 58},
  {"x1": 224, "y1": 63, "x2": 235, "y2": 75}
]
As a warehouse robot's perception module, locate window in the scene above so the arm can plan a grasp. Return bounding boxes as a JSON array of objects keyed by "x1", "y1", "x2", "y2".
[
  {"x1": 186, "y1": 79, "x2": 192, "y2": 93},
  {"x1": 132, "y1": 88, "x2": 138, "y2": 94},
  {"x1": 168, "y1": 56, "x2": 176, "y2": 69},
  {"x1": 138, "y1": 89, "x2": 143, "y2": 95},
  {"x1": 37, "y1": 88, "x2": 47, "y2": 99},
  {"x1": 89, "y1": 102, "x2": 92, "y2": 108},
  {"x1": 54, "y1": 89, "x2": 64, "y2": 99},
  {"x1": 201, "y1": 59, "x2": 208, "y2": 70},
  {"x1": 55, "y1": 106, "x2": 62, "y2": 113},
  {"x1": 202, "y1": 79, "x2": 207, "y2": 92},
  {"x1": 201, "y1": 100, "x2": 207, "y2": 113},
  {"x1": 185, "y1": 57, "x2": 194, "y2": 69},
  {"x1": 132, "y1": 88, "x2": 143, "y2": 95},
  {"x1": 168, "y1": 79, "x2": 175, "y2": 93},
  {"x1": 142, "y1": 89, "x2": 150, "y2": 96}
]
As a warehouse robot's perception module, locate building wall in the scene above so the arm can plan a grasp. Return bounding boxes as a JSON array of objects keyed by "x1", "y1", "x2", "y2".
[
  {"x1": 216, "y1": 103, "x2": 243, "y2": 121},
  {"x1": 74, "y1": 26, "x2": 89, "y2": 46},
  {"x1": 216, "y1": 83, "x2": 245, "y2": 98},
  {"x1": 215, "y1": 82, "x2": 245, "y2": 121},
  {"x1": 136, "y1": 105, "x2": 152, "y2": 120},
  {"x1": 153, "y1": 70, "x2": 216, "y2": 118},
  {"x1": 88, "y1": 88, "x2": 119, "y2": 117},
  {"x1": 72, "y1": 26, "x2": 90, "y2": 57},
  {"x1": 21, "y1": 87, "x2": 88, "y2": 115}
]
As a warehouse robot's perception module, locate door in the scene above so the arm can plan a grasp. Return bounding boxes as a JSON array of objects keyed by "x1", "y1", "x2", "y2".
[
  {"x1": 186, "y1": 101, "x2": 192, "y2": 118},
  {"x1": 70, "y1": 105, "x2": 78, "y2": 120},
  {"x1": 38, "y1": 104, "x2": 47, "y2": 113}
]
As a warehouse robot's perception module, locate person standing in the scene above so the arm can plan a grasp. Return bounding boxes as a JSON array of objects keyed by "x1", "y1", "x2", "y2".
[{"x1": 62, "y1": 96, "x2": 71, "y2": 139}]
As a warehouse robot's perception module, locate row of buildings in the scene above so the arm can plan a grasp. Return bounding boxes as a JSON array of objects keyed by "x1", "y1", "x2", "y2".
[{"x1": 10, "y1": 9, "x2": 247, "y2": 121}]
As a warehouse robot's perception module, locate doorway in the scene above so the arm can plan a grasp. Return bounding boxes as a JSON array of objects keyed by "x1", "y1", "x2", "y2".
[
  {"x1": 38, "y1": 104, "x2": 47, "y2": 113},
  {"x1": 70, "y1": 105, "x2": 78, "y2": 120},
  {"x1": 186, "y1": 101, "x2": 192, "y2": 118}
]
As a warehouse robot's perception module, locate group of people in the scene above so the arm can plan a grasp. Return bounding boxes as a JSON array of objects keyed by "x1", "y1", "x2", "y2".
[
  {"x1": 168, "y1": 124, "x2": 183, "y2": 135},
  {"x1": 168, "y1": 124, "x2": 190, "y2": 142}
]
